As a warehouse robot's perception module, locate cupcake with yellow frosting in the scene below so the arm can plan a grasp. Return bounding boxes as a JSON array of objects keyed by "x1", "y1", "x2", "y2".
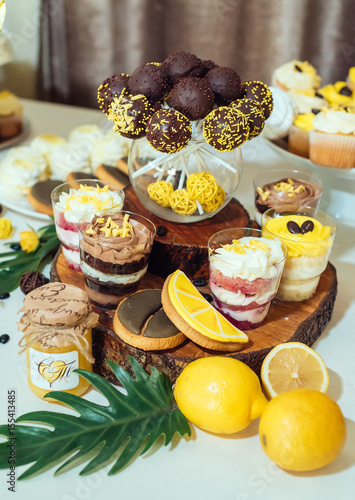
[
  {"x1": 346, "y1": 67, "x2": 355, "y2": 92},
  {"x1": 271, "y1": 61, "x2": 321, "y2": 92},
  {"x1": 318, "y1": 81, "x2": 355, "y2": 107},
  {"x1": 309, "y1": 107, "x2": 355, "y2": 169},
  {"x1": 0, "y1": 90, "x2": 23, "y2": 140},
  {"x1": 288, "y1": 112, "x2": 315, "y2": 158},
  {"x1": 262, "y1": 209, "x2": 337, "y2": 302}
]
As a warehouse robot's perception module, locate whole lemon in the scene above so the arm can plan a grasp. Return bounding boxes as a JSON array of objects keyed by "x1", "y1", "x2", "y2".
[
  {"x1": 259, "y1": 388, "x2": 346, "y2": 472},
  {"x1": 174, "y1": 357, "x2": 268, "y2": 434}
]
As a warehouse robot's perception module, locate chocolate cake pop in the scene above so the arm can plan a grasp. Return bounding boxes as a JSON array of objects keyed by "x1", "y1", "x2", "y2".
[
  {"x1": 108, "y1": 93, "x2": 154, "y2": 139},
  {"x1": 146, "y1": 108, "x2": 192, "y2": 153},
  {"x1": 201, "y1": 59, "x2": 216, "y2": 73},
  {"x1": 97, "y1": 73, "x2": 129, "y2": 114},
  {"x1": 128, "y1": 63, "x2": 171, "y2": 103},
  {"x1": 205, "y1": 66, "x2": 242, "y2": 105},
  {"x1": 167, "y1": 77, "x2": 215, "y2": 120},
  {"x1": 203, "y1": 107, "x2": 249, "y2": 151},
  {"x1": 241, "y1": 81, "x2": 273, "y2": 119},
  {"x1": 230, "y1": 98, "x2": 265, "y2": 138},
  {"x1": 162, "y1": 51, "x2": 205, "y2": 83}
]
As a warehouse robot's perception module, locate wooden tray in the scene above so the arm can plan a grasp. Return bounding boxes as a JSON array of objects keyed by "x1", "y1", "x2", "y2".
[{"x1": 51, "y1": 188, "x2": 337, "y2": 382}]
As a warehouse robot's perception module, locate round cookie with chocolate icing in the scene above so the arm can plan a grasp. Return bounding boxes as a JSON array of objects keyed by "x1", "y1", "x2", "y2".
[
  {"x1": 205, "y1": 66, "x2": 242, "y2": 105},
  {"x1": 27, "y1": 179, "x2": 63, "y2": 216},
  {"x1": 128, "y1": 63, "x2": 171, "y2": 103},
  {"x1": 108, "y1": 93, "x2": 154, "y2": 139},
  {"x1": 230, "y1": 98, "x2": 265, "y2": 138},
  {"x1": 97, "y1": 73, "x2": 129, "y2": 115},
  {"x1": 146, "y1": 108, "x2": 192, "y2": 153},
  {"x1": 113, "y1": 289, "x2": 186, "y2": 351},
  {"x1": 203, "y1": 106, "x2": 249, "y2": 151},
  {"x1": 167, "y1": 77, "x2": 215, "y2": 120},
  {"x1": 241, "y1": 81, "x2": 273, "y2": 119},
  {"x1": 95, "y1": 164, "x2": 129, "y2": 189}
]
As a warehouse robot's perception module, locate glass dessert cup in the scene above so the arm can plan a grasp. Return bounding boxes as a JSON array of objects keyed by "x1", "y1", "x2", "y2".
[
  {"x1": 253, "y1": 168, "x2": 323, "y2": 225},
  {"x1": 79, "y1": 211, "x2": 156, "y2": 309},
  {"x1": 51, "y1": 179, "x2": 125, "y2": 271},
  {"x1": 128, "y1": 135, "x2": 242, "y2": 223},
  {"x1": 262, "y1": 207, "x2": 337, "y2": 302},
  {"x1": 208, "y1": 228, "x2": 287, "y2": 330}
]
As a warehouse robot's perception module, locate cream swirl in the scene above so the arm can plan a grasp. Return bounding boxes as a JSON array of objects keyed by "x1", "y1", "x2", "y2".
[
  {"x1": 272, "y1": 61, "x2": 321, "y2": 91},
  {"x1": 262, "y1": 87, "x2": 296, "y2": 139},
  {"x1": 287, "y1": 90, "x2": 328, "y2": 114},
  {"x1": 312, "y1": 109, "x2": 355, "y2": 135}
]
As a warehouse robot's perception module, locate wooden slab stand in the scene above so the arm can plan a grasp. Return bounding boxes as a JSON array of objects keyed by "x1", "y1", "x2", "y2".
[{"x1": 50, "y1": 188, "x2": 337, "y2": 383}]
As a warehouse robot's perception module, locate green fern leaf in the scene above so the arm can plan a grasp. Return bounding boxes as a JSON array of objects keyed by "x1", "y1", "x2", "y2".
[{"x1": 0, "y1": 357, "x2": 190, "y2": 479}]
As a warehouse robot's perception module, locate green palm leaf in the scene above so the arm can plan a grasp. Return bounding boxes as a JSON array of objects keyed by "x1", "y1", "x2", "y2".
[{"x1": 0, "y1": 357, "x2": 190, "y2": 479}]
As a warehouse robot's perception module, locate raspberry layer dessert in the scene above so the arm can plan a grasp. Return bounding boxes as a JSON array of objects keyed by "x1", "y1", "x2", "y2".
[
  {"x1": 51, "y1": 180, "x2": 124, "y2": 270},
  {"x1": 253, "y1": 169, "x2": 322, "y2": 225},
  {"x1": 79, "y1": 212, "x2": 155, "y2": 309},
  {"x1": 262, "y1": 209, "x2": 337, "y2": 302},
  {"x1": 208, "y1": 229, "x2": 286, "y2": 330}
]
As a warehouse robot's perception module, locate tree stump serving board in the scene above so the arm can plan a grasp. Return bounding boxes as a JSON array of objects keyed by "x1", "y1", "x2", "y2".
[{"x1": 50, "y1": 187, "x2": 337, "y2": 383}]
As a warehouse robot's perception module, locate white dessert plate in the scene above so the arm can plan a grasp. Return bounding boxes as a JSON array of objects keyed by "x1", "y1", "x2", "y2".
[
  {"x1": 0, "y1": 117, "x2": 30, "y2": 150},
  {"x1": 0, "y1": 186, "x2": 51, "y2": 221},
  {"x1": 262, "y1": 136, "x2": 355, "y2": 179}
]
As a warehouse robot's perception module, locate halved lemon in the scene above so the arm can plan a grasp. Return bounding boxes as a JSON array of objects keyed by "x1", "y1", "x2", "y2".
[
  {"x1": 261, "y1": 342, "x2": 329, "y2": 399},
  {"x1": 167, "y1": 270, "x2": 248, "y2": 343}
]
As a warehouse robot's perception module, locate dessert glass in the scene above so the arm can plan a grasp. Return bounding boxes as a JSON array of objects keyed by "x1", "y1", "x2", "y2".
[
  {"x1": 208, "y1": 228, "x2": 287, "y2": 330},
  {"x1": 253, "y1": 168, "x2": 323, "y2": 225},
  {"x1": 51, "y1": 179, "x2": 125, "y2": 271},
  {"x1": 79, "y1": 211, "x2": 156, "y2": 309},
  {"x1": 128, "y1": 136, "x2": 242, "y2": 223},
  {"x1": 262, "y1": 207, "x2": 337, "y2": 302}
]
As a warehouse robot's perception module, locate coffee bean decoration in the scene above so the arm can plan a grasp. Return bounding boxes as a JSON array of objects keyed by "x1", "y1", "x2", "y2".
[
  {"x1": 315, "y1": 91, "x2": 324, "y2": 98},
  {"x1": 287, "y1": 221, "x2": 300, "y2": 234},
  {"x1": 339, "y1": 86, "x2": 352, "y2": 97},
  {"x1": 300, "y1": 220, "x2": 314, "y2": 234},
  {"x1": 294, "y1": 64, "x2": 303, "y2": 72},
  {"x1": 156, "y1": 225, "x2": 168, "y2": 236},
  {"x1": 0, "y1": 292, "x2": 10, "y2": 300},
  {"x1": 193, "y1": 278, "x2": 206, "y2": 287},
  {"x1": 0, "y1": 334, "x2": 10, "y2": 344},
  {"x1": 202, "y1": 293, "x2": 213, "y2": 303},
  {"x1": 311, "y1": 108, "x2": 321, "y2": 115},
  {"x1": 10, "y1": 244, "x2": 21, "y2": 251}
]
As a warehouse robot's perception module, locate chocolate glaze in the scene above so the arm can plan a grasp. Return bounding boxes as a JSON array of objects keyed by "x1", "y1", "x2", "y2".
[
  {"x1": 162, "y1": 51, "x2": 205, "y2": 83},
  {"x1": 128, "y1": 63, "x2": 171, "y2": 103},
  {"x1": 143, "y1": 308, "x2": 180, "y2": 338},
  {"x1": 167, "y1": 77, "x2": 215, "y2": 120},
  {"x1": 205, "y1": 66, "x2": 242, "y2": 105},
  {"x1": 30, "y1": 180, "x2": 62, "y2": 207}
]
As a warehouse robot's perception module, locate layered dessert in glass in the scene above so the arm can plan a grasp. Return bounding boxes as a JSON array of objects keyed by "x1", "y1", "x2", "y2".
[
  {"x1": 51, "y1": 180, "x2": 124, "y2": 270},
  {"x1": 262, "y1": 208, "x2": 337, "y2": 302},
  {"x1": 253, "y1": 169, "x2": 322, "y2": 225},
  {"x1": 79, "y1": 211, "x2": 155, "y2": 309},
  {"x1": 208, "y1": 228, "x2": 287, "y2": 330}
]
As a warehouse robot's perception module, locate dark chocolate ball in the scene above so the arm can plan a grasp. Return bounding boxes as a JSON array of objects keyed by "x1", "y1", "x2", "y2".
[
  {"x1": 167, "y1": 77, "x2": 215, "y2": 120},
  {"x1": 146, "y1": 108, "x2": 192, "y2": 154},
  {"x1": 97, "y1": 73, "x2": 129, "y2": 114},
  {"x1": 162, "y1": 51, "x2": 205, "y2": 83},
  {"x1": 230, "y1": 98, "x2": 265, "y2": 138},
  {"x1": 128, "y1": 63, "x2": 171, "y2": 103},
  {"x1": 201, "y1": 59, "x2": 216, "y2": 73},
  {"x1": 109, "y1": 93, "x2": 154, "y2": 139},
  {"x1": 241, "y1": 81, "x2": 273, "y2": 119},
  {"x1": 203, "y1": 106, "x2": 249, "y2": 151},
  {"x1": 205, "y1": 66, "x2": 242, "y2": 105}
]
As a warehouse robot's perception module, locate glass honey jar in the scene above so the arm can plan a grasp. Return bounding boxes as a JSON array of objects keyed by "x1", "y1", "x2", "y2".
[{"x1": 18, "y1": 282, "x2": 99, "y2": 400}]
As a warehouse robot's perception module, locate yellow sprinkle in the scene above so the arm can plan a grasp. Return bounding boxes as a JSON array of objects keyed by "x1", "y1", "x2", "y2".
[
  {"x1": 96, "y1": 217, "x2": 105, "y2": 223},
  {"x1": 105, "y1": 228, "x2": 112, "y2": 237},
  {"x1": 85, "y1": 225, "x2": 95, "y2": 235}
]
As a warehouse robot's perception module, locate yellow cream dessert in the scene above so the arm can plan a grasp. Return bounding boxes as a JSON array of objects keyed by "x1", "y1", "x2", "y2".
[
  {"x1": 318, "y1": 81, "x2": 355, "y2": 107},
  {"x1": 272, "y1": 61, "x2": 321, "y2": 92},
  {"x1": 263, "y1": 212, "x2": 336, "y2": 302}
]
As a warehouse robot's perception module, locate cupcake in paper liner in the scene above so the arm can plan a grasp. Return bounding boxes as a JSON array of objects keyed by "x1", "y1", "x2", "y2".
[{"x1": 288, "y1": 112, "x2": 315, "y2": 158}]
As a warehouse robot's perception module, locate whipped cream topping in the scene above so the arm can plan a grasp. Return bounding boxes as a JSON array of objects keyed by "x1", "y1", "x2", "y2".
[
  {"x1": 49, "y1": 144, "x2": 92, "y2": 180},
  {"x1": 91, "y1": 131, "x2": 131, "y2": 169},
  {"x1": 312, "y1": 109, "x2": 355, "y2": 135},
  {"x1": 262, "y1": 87, "x2": 296, "y2": 139},
  {"x1": 272, "y1": 60, "x2": 321, "y2": 91},
  {"x1": 288, "y1": 89, "x2": 328, "y2": 114},
  {"x1": 0, "y1": 146, "x2": 48, "y2": 195},
  {"x1": 31, "y1": 134, "x2": 67, "y2": 158},
  {"x1": 69, "y1": 125, "x2": 104, "y2": 157},
  {"x1": 0, "y1": 90, "x2": 23, "y2": 116},
  {"x1": 210, "y1": 237, "x2": 285, "y2": 280}
]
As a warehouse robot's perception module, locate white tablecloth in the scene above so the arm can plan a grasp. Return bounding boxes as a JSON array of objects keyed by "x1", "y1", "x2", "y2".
[{"x1": 0, "y1": 99, "x2": 354, "y2": 500}]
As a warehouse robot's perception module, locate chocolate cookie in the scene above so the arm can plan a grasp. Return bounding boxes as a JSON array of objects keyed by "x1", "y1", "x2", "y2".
[
  {"x1": 95, "y1": 164, "x2": 130, "y2": 189},
  {"x1": 27, "y1": 179, "x2": 63, "y2": 216},
  {"x1": 113, "y1": 289, "x2": 186, "y2": 350}
]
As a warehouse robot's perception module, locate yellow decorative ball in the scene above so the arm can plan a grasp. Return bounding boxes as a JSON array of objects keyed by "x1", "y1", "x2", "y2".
[
  {"x1": 201, "y1": 186, "x2": 225, "y2": 212},
  {"x1": 169, "y1": 189, "x2": 197, "y2": 215},
  {"x1": 186, "y1": 172, "x2": 218, "y2": 203},
  {"x1": 147, "y1": 181, "x2": 174, "y2": 207}
]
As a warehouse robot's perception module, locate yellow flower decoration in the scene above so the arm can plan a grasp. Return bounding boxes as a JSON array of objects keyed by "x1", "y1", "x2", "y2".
[
  {"x1": 20, "y1": 230, "x2": 39, "y2": 253},
  {"x1": 0, "y1": 217, "x2": 12, "y2": 239}
]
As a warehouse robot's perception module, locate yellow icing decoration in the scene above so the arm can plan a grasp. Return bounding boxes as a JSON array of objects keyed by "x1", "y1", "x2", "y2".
[
  {"x1": 20, "y1": 230, "x2": 39, "y2": 253},
  {"x1": 201, "y1": 186, "x2": 225, "y2": 212},
  {"x1": 293, "y1": 112, "x2": 315, "y2": 131},
  {"x1": 0, "y1": 218, "x2": 12, "y2": 239},
  {"x1": 147, "y1": 181, "x2": 174, "y2": 207},
  {"x1": 318, "y1": 83, "x2": 354, "y2": 106},
  {"x1": 169, "y1": 189, "x2": 197, "y2": 215},
  {"x1": 257, "y1": 187, "x2": 270, "y2": 201},
  {"x1": 85, "y1": 225, "x2": 95, "y2": 235},
  {"x1": 168, "y1": 270, "x2": 249, "y2": 343},
  {"x1": 348, "y1": 67, "x2": 355, "y2": 85},
  {"x1": 91, "y1": 215, "x2": 132, "y2": 238},
  {"x1": 263, "y1": 215, "x2": 332, "y2": 258},
  {"x1": 221, "y1": 238, "x2": 270, "y2": 254},
  {"x1": 186, "y1": 172, "x2": 218, "y2": 203},
  {"x1": 273, "y1": 179, "x2": 306, "y2": 198}
]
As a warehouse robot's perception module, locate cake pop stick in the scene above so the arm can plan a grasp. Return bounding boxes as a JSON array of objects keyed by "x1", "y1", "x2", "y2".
[{"x1": 200, "y1": 147, "x2": 238, "y2": 173}]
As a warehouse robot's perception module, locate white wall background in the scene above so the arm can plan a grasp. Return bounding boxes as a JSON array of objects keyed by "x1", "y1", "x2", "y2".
[{"x1": 0, "y1": 0, "x2": 41, "y2": 98}]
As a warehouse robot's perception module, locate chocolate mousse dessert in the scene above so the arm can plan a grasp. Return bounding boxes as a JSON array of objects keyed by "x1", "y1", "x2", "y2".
[{"x1": 79, "y1": 212, "x2": 155, "y2": 309}]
